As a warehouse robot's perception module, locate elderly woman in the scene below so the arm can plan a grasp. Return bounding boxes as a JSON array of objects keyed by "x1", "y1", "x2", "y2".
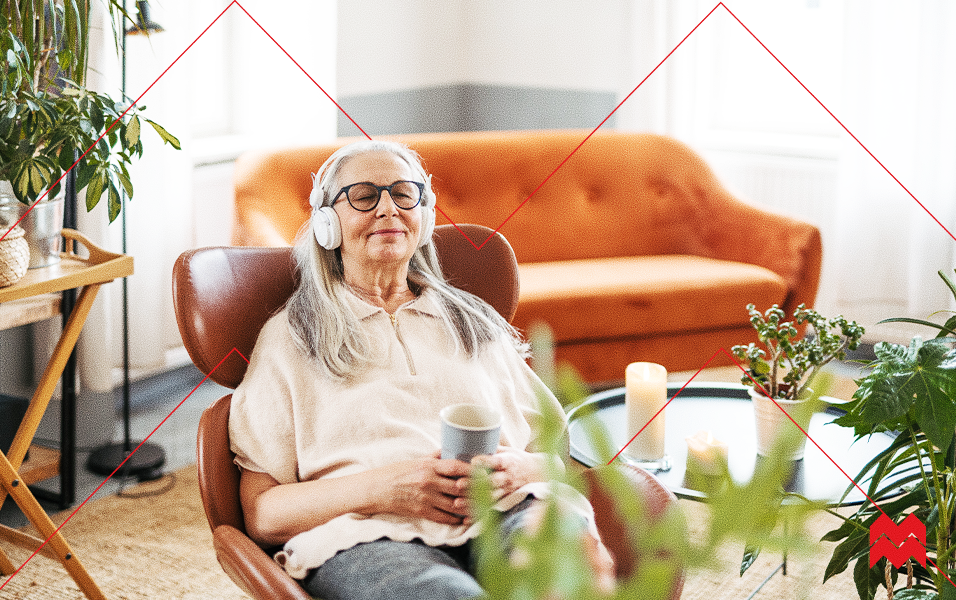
[{"x1": 228, "y1": 140, "x2": 611, "y2": 600}]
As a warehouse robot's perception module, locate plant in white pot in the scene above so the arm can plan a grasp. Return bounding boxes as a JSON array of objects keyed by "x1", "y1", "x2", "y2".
[
  {"x1": 731, "y1": 303, "x2": 865, "y2": 460},
  {"x1": 0, "y1": 0, "x2": 179, "y2": 266}
]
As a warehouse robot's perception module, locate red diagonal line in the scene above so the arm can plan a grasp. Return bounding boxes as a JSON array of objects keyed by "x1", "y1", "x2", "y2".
[
  {"x1": 0, "y1": 348, "x2": 249, "y2": 592},
  {"x1": 0, "y1": 0, "x2": 237, "y2": 243},
  {"x1": 717, "y1": 2, "x2": 956, "y2": 244},
  {"x1": 231, "y1": 1, "x2": 371, "y2": 141},
  {"x1": 607, "y1": 347, "x2": 725, "y2": 465},
  {"x1": 481, "y1": 3, "x2": 724, "y2": 248},
  {"x1": 0, "y1": 0, "x2": 368, "y2": 244},
  {"x1": 607, "y1": 346, "x2": 887, "y2": 514},
  {"x1": 722, "y1": 347, "x2": 886, "y2": 514}
]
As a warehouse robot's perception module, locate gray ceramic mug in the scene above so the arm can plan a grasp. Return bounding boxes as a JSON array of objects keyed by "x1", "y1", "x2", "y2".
[{"x1": 440, "y1": 404, "x2": 502, "y2": 462}]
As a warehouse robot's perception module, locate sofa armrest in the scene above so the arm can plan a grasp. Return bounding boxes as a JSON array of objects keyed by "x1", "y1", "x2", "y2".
[
  {"x1": 213, "y1": 524, "x2": 313, "y2": 600},
  {"x1": 232, "y1": 149, "x2": 315, "y2": 247},
  {"x1": 697, "y1": 187, "x2": 822, "y2": 316},
  {"x1": 584, "y1": 464, "x2": 685, "y2": 599}
]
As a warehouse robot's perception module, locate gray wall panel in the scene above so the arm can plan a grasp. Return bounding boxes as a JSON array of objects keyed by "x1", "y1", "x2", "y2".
[{"x1": 338, "y1": 84, "x2": 617, "y2": 136}]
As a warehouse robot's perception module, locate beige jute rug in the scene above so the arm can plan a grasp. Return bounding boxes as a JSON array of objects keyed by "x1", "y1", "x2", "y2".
[
  {"x1": 0, "y1": 366, "x2": 869, "y2": 599},
  {"x1": 0, "y1": 463, "x2": 868, "y2": 600},
  {"x1": 0, "y1": 466, "x2": 246, "y2": 600}
]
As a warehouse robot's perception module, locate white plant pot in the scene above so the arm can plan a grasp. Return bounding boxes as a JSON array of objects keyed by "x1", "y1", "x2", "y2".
[
  {"x1": 0, "y1": 181, "x2": 64, "y2": 269},
  {"x1": 750, "y1": 387, "x2": 815, "y2": 461}
]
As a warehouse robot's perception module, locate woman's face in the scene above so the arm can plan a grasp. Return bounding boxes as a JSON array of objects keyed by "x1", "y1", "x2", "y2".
[{"x1": 332, "y1": 150, "x2": 424, "y2": 274}]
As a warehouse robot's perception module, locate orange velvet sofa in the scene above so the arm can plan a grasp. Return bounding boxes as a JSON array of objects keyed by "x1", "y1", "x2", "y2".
[{"x1": 232, "y1": 129, "x2": 822, "y2": 383}]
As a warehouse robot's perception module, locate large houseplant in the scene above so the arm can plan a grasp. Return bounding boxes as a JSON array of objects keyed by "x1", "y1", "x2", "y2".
[
  {"x1": 0, "y1": 0, "x2": 179, "y2": 224},
  {"x1": 822, "y1": 270, "x2": 956, "y2": 600}
]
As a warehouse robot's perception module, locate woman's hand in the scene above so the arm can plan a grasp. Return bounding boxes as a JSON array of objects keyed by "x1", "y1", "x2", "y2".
[
  {"x1": 471, "y1": 447, "x2": 556, "y2": 500},
  {"x1": 375, "y1": 451, "x2": 473, "y2": 525}
]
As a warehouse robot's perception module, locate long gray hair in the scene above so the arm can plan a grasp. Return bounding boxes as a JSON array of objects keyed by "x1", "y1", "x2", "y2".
[{"x1": 286, "y1": 140, "x2": 528, "y2": 380}]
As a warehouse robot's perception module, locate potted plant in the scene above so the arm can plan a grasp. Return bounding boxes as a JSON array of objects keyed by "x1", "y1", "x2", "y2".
[
  {"x1": 0, "y1": 0, "x2": 179, "y2": 265},
  {"x1": 731, "y1": 304, "x2": 865, "y2": 460},
  {"x1": 822, "y1": 269, "x2": 956, "y2": 600}
]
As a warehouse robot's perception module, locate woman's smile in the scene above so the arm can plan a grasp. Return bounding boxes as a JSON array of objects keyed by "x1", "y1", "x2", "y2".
[{"x1": 370, "y1": 228, "x2": 405, "y2": 237}]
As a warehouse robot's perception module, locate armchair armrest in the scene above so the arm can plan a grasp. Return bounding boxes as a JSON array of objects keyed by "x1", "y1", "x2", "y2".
[
  {"x1": 213, "y1": 524, "x2": 312, "y2": 600},
  {"x1": 584, "y1": 464, "x2": 685, "y2": 599}
]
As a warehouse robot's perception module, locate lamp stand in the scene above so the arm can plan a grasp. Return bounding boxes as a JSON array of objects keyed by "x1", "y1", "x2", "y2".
[{"x1": 87, "y1": 0, "x2": 165, "y2": 482}]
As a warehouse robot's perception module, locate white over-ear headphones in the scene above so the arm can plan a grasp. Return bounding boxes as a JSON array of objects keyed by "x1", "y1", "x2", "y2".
[{"x1": 309, "y1": 173, "x2": 436, "y2": 251}]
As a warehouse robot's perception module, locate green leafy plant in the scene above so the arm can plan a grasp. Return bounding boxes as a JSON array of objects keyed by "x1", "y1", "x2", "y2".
[
  {"x1": 822, "y1": 270, "x2": 956, "y2": 600},
  {"x1": 732, "y1": 303, "x2": 865, "y2": 399},
  {"x1": 0, "y1": 0, "x2": 180, "y2": 222},
  {"x1": 468, "y1": 323, "x2": 825, "y2": 599}
]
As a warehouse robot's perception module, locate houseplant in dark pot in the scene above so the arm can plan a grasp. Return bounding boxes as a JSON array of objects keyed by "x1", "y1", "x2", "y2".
[
  {"x1": 0, "y1": 0, "x2": 179, "y2": 267},
  {"x1": 731, "y1": 303, "x2": 865, "y2": 460},
  {"x1": 822, "y1": 269, "x2": 956, "y2": 600}
]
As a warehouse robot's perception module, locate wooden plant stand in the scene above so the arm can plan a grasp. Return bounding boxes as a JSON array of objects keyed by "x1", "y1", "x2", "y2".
[{"x1": 0, "y1": 228, "x2": 133, "y2": 600}]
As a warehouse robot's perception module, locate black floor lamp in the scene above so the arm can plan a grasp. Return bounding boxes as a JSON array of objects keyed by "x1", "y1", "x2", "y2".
[{"x1": 87, "y1": 0, "x2": 166, "y2": 482}]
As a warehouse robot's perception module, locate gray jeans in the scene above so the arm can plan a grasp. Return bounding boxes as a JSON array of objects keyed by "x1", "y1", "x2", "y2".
[{"x1": 299, "y1": 496, "x2": 537, "y2": 600}]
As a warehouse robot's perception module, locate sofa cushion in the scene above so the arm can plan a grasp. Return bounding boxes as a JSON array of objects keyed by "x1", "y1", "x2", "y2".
[{"x1": 513, "y1": 255, "x2": 787, "y2": 343}]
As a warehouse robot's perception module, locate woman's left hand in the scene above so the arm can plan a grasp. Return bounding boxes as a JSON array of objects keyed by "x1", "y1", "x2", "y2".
[{"x1": 471, "y1": 447, "x2": 556, "y2": 500}]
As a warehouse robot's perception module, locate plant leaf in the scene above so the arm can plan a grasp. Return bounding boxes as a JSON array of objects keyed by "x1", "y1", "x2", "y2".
[
  {"x1": 823, "y1": 527, "x2": 871, "y2": 583},
  {"x1": 84, "y1": 172, "x2": 104, "y2": 212},
  {"x1": 894, "y1": 589, "x2": 939, "y2": 599},
  {"x1": 107, "y1": 180, "x2": 121, "y2": 223},
  {"x1": 880, "y1": 317, "x2": 956, "y2": 338},
  {"x1": 124, "y1": 114, "x2": 140, "y2": 148},
  {"x1": 854, "y1": 555, "x2": 881, "y2": 600},
  {"x1": 144, "y1": 118, "x2": 181, "y2": 149},
  {"x1": 740, "y1": 544, "x2": 760, "y2": 575}
]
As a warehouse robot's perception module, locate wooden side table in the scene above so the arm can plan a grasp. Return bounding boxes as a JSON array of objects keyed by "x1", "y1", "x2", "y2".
[{"x1": 0, "y1": 228, "x2": 133, "y2": 600}]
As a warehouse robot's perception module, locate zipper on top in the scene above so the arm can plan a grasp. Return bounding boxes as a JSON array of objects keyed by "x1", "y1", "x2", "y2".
[{"x1": 390, "y1": 312, "x2": 417, "y2": 375}]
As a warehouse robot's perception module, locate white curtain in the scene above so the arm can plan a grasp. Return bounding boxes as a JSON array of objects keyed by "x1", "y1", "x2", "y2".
[
  {"x1": 831, "y1": 1, "x2": 956, "y2": 341},
  {"x1": 619, "y1": 1, "x2": 956, "y2": 343}
]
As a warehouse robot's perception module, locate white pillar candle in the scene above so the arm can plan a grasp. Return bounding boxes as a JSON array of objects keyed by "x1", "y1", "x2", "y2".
[
  {"x1": 624, "y1": 362, "x2": 668, "y2": 461},
  {"x1": 685, "y1": 430, "x2": 729, "y2": 476}
]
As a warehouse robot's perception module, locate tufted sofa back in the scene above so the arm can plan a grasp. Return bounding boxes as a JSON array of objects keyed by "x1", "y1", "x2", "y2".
[
  {"x1": 235, "y1": 130, "x2": 712, "y2": 259},
  {"x1": 233, "y1": 129, "x2": 820, "y2": 313}
]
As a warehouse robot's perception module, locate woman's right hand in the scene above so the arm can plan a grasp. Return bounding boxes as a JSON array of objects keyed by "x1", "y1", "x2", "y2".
[
  {"x1": 374, "y1": 451, "x2": 473, "y2": 525},
  {"x1": 240, "y1": 452, "x2": 475, "y2": 546}
]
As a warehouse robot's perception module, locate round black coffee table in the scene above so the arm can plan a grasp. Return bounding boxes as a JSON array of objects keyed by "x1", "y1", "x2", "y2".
[{"x1": 568, "y1": 383, "x2": 904, "y2": 506}]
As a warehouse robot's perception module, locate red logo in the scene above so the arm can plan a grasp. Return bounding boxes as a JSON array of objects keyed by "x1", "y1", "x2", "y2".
[{"x1": 869, "y1": 514, "x2": 927, "y2": 568}]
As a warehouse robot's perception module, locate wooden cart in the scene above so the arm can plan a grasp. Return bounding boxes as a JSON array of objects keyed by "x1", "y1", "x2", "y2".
[{"x1": 0, "y1": 229, "x2": 133, "y2": 600}]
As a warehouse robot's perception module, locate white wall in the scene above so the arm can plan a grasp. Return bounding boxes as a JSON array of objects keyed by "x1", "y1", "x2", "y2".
[
  {"x1": 461, "y1": 1, "x2": 627, "y2": 91},
  {"x1": 337, "y1": 0, "x2": 465, "y2": 96},
  {"x1": 337, "y1": 0, "x2": 628, "y2": 96}
]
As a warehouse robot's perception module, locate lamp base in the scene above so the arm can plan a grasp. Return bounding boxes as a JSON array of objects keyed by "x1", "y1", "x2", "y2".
[{"x1": 87, "y1": 442, "x2": 166, "y2": 482}]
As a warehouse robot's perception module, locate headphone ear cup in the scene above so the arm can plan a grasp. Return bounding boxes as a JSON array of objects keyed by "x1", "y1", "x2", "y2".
[
  {"x1": 312, "y1": 206, "x2": 342, "y2": 250},
  {"x1": 418, "y1": 205, "x2": 435, "y2": 248}
]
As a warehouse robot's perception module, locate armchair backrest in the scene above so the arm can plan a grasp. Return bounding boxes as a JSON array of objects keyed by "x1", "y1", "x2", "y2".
[
  {"x1": 173, "y1": 223, "x2": 519, "y2": 534},
  {"x1": 173, "y1": 223, "x2": 520, "y2": 389}
]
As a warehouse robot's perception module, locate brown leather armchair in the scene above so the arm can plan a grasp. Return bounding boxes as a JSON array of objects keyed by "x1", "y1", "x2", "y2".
[{"x1": 173, "y1": 223, "x2": 684, "y2": 599}]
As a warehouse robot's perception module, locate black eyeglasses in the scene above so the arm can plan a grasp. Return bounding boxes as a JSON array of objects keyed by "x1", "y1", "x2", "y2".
[{"x1": 333, "y1": 180, "x2": 425, "y2": 212}]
